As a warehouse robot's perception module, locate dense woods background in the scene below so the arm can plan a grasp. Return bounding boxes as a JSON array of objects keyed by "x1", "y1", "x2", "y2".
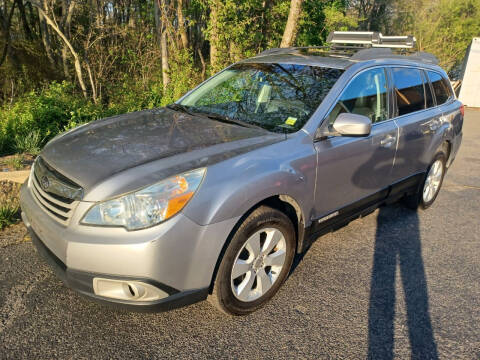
[{"x1": 0, "y1": 0, "x2": 479, "y2": 155}]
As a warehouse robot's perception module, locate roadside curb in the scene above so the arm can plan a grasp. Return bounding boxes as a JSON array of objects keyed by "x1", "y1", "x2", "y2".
[{"x1": 0, "y1": 171, "x2": 29, "y2": 184}]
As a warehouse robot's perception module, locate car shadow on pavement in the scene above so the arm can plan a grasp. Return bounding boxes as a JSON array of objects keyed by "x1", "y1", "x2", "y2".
[{"x1": 367, "y1": 205, "x2": 438, "y2": 360}]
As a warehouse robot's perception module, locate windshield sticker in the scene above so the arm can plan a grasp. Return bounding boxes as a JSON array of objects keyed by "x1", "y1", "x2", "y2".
[{"x1": 285, "y1": 117, "x2": 297, "y2": 126}]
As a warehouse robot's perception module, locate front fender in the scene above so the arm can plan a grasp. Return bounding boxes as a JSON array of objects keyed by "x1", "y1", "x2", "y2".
[{"x1": 182, "y1": 135, "x2": 317, "y2": 227}]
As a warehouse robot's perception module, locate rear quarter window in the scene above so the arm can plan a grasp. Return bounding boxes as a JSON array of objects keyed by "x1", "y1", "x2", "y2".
[
  {"x1": 423, "y1": 71, "x2": 435, "y2": 108},
  {"x1": 392, "y1": 67, "x2": 425, "y2": 116},
  {"x1": 427, "y1": 71, "x2": 451, "y2": 105}
]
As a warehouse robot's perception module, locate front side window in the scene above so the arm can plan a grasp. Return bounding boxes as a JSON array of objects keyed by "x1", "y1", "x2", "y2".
[
  {"x1": 427, "y1": 71, "x2": 451, "y2": 105},
  {"x1": 392, "y1": 67, "x2": 425, "y2": 116},
  {"x1": 180, "y1": 63, "x2": 344, "y2": 133},
  {"x1": 326, "y1": 67, "x2": 388, "y2": 125}
]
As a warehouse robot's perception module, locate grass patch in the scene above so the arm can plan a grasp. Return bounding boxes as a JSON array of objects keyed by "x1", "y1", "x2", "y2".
[
  {"x1": 14, "y1": 130, "x2": 43, "y2": 155},
  {"x1": 0, "y1": 180, "x2": 21, "y2": 230},
  {"x1": 5, "y1": 154, "x2": 25, "y2": 170}
]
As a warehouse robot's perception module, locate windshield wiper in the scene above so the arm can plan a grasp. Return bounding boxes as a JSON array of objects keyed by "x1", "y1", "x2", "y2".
[
  {"x1": 197, "y1": 111, "x2": 265, "y2": 131},
  {"x1": 166, "y1": 103, "x2": 195, "y2": 116}
]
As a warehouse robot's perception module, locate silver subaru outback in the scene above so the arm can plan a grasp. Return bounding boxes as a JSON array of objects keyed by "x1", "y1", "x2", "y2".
[{"x1": 20, "y1": 32, "x2": 463, "y2": 315}]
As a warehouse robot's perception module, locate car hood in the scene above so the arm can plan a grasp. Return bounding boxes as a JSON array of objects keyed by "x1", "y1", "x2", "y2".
[{"x1": 41, "y1": 108, "x2": 283, "y2": 198}]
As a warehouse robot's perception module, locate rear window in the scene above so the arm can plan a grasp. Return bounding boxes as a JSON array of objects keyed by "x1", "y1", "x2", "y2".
[
  {"x1": 427, "y1": 71, "x2": 451, "y2": 105},
  {"x1": 392, "y1": 67, "x2": 425, "y2": 116}
]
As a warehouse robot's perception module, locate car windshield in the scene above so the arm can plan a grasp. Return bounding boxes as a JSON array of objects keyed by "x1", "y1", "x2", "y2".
[{"x1": 178, "y1": 63, "x2": 344, "y2": 133}]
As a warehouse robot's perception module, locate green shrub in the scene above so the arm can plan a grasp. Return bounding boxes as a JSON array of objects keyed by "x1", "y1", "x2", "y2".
[
  {"x1": 14, "y1": 130, "x2": 43, "y2": 154},
  {"x1": 0, "y1": 74, "x2": 199, "y2": 156},
  {"x1": 0, "y1": 81, "x2": 115, "y2": 155},
  {"x1": 0, "y1": 181, "x2": 20, "y2": 230},
  {"x1": 161, "y1": 50, "x2": 202, "y2": 106}
]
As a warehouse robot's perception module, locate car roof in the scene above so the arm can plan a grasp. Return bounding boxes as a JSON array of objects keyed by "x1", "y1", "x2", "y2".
[
  {"x1": 241, "y1": 48, "x2": 443, "y2": 73},
  {"x1": 241, "y1": 53, "x2": 352, "y2": 70}
]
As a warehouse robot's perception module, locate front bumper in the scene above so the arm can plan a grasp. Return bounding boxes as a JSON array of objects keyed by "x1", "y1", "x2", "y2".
[
  {"x1": 20, "y1": 181, "x2": 239, "y2": 309},
  {"x1": 24, "y1": 218, "x2": 208, "y2": 311}
]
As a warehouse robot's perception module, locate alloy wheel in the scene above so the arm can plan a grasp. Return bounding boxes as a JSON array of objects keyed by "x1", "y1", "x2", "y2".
[
  {"x1": 230, "y1": 228, "x2": 287, "y2": 302},
  {"x1": 423, "y1": 159, "x2": 443, "y2": 203}
]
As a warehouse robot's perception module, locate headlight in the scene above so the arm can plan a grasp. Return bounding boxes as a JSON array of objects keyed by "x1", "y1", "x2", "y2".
[{"x1": 82, "y1": 168, "x2": 206, "y2": 230}]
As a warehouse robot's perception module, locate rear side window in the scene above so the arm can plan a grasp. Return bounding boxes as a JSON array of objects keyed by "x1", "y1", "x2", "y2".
[
  {"x1": 427, "y1": 71, "x2": 451, "y2": 105},
  {"x1": 392, "y1": 68, "x2": 425, "y2": 116}
]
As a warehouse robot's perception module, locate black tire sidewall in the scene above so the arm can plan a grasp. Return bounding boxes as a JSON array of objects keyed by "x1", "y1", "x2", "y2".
[{"x1": 214, "y1": 206, "x2": 296, "y2": 315}]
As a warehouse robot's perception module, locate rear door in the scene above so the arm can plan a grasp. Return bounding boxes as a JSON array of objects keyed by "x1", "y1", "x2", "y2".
[
  {"x1": 313, "y1": 67, "x2": 398, "y2": 220},
  {"x1": 389, "y1": 67, "x2": 440, "y2": 183}
]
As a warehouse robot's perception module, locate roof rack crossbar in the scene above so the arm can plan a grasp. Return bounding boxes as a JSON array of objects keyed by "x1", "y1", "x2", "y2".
[{"x1": 327, "y1": 31, "x2": 416, "y2": 49}]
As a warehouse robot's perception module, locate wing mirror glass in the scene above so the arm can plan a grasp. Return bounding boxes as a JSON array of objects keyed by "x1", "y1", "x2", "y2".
[{"x1": 332, "y1": 113, "x2": 372, "y2": 137}]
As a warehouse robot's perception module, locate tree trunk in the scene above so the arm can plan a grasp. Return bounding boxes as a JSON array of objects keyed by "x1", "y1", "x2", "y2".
[
  {"x1": 197, "y1": 47, "x2": 205, "y2": 80},
  {"x1": 161, "y1": 29, "x2": 169, "y2": 90},
  {"x1": 61, "y1": 0, "x2": 75, "y2": 79},
  {"x1": 16, "y1": 0, "x2": 33, "y2": 40},
  {"x1": 154, "y1": 0, "x2": 161, "y2": 42},
  {"x1": 38, "y1": 0, "x2": 55, "y2": 66},
  {"x1": 280, "y1": 0, "x2": 303, "y2": 48},
  {"x1": 177, "y1": 0, "x2": 188, "y2": 49},
  {"x1": 209, "y1": 0, "x2": 219, "y2": 71},
  {"x1": 260, "y1": 0, "x2": 272, "y2": 51},
  {"x1": 0, "y1": 0, "x2": 16, "y2": 67},
  {"x1": 30, "y1": 0, "x2": 88, "y2": 99},
  {"x1": 159, "y1": 0, "x2": 170, "y2": 90},
  {"x1": 85, "y1": 59, "x2": 97, "y2": 103}
]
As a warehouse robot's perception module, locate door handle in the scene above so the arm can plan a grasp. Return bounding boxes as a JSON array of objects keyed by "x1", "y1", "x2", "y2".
[
  {"x1": 421, "y1": 118, "x2": 442, "y2": 133},
  {"x1": 380, "y1": 135, "x2": 396, "y2": 148}
]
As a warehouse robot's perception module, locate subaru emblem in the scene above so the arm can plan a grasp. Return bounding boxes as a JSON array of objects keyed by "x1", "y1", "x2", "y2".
[{"x1": 40, "y1": 176, "x2": 50, "y2": 190}]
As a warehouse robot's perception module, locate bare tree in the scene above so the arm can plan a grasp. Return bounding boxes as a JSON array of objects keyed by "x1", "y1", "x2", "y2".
[
  {"x1": 38, "y1": 0, "x2": 55, "y2": 66},
  {"x1": 280, "y1": 0, "x2": 303, "y2": 48},
  {"x1": 60, "y1": 0, "x2": 75, "y2": 79},
  {"x1": 156, "y1": 0, "x2": 170, "y2": 90},
  {"x1": 30, "y1": 0, "x2": 88, "y2": 98}
]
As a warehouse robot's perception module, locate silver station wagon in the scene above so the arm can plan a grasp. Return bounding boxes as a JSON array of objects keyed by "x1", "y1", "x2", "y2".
[{"x1": 20, "y1": 32, "x2": 463, "y2": 315}]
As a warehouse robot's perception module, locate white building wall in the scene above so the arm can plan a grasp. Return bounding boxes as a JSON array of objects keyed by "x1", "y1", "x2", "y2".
[{"x1": 459, "y1": 38, "x2": 480, "y2": 107}]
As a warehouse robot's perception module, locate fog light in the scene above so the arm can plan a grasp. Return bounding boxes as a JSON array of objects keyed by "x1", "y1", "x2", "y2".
[{"x1": 92, "y1": 278, "x2": 169, "y2": 302}]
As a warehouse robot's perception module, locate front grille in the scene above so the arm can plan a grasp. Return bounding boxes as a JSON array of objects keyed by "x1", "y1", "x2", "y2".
[{"x1": 30, "y1": 157, "x2": 82, "y2": 225}]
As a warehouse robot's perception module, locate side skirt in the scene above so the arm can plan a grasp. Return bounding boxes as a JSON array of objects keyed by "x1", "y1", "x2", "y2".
[{"x1": 299, "y1": 172, "x2": 424, "y2": 252}]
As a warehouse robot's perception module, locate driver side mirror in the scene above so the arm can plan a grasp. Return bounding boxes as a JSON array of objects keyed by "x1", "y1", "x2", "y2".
[{"x1": 331, "y1": 113, "x2": 372, "y2": 137}]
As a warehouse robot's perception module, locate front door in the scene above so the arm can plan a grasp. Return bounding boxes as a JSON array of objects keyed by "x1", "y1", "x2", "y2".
[{"x1": 313, "y1": 67, "x2": 398, "y2": 220}]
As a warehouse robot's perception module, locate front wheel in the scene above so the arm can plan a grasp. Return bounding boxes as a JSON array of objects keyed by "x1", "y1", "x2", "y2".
[
  {"x1": 404, "y1": 153, "x2": 446, "y2": 210},
  {"x1": 209, "y1": 206, "x2": 296, "y2": 315}
]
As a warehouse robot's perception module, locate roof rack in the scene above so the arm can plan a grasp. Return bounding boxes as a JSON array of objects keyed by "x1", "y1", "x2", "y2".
[
  {"x1": 255, "y1": 32, "x2": 438, "y2": 65},
  {"x1": 327, "y1": 31, "x2": 416, "y2": 49},
  {"x1": 350, "y1": 48, "x2": 438, "y2": 64},
  {"x1": 256, "y1": 46, "x2": 361, "y2": 59}
]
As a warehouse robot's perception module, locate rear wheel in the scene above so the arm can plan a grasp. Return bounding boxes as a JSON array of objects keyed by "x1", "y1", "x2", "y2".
[
  {"x1": 209, "y1": 206, "x2": 296, "y2": 315},
  {"x1": 404, "y1": 153, "x2": 446, "y2": 210}
]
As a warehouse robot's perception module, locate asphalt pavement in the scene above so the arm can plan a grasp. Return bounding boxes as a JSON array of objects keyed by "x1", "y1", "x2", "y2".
[{"x1": 1, "y1": 109, "x2": 479, "y2": 359}]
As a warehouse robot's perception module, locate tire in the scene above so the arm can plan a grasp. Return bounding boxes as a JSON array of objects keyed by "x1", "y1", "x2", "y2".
[
  {"x1": 404, "y1": 152, "x2": 446, "y2": 210},
  {"x1": 208, "y1": 205, "x2": 296, "y2": 315}
]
